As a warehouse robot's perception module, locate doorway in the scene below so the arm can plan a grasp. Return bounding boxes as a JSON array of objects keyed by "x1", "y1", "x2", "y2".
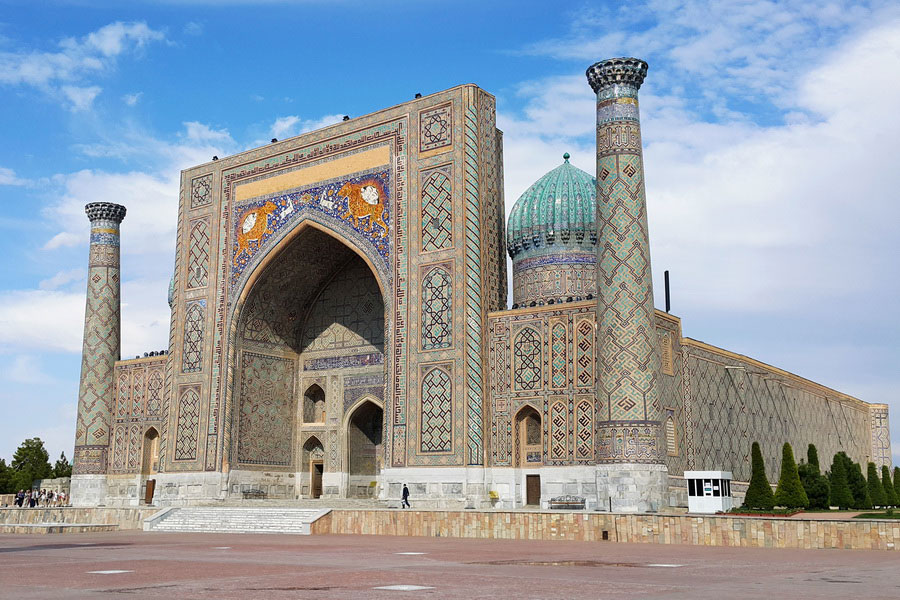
[
  {"x1": 311, "y1": 461, "x2": 324, "y2": 499},
  {"x1": 526, "y1": 474, "x2": 541, "y2": 506},
  {"x1": 347, "y1": 400, "x2": 383, "y2": 497}
]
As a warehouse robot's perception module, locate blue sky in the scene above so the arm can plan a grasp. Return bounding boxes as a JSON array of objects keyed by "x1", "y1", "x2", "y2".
[{"x1": 1, "y1": 0, "x2": 898, "y2": 466}]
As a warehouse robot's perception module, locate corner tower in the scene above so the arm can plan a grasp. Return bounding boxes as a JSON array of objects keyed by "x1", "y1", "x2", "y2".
[
  {"x1": 71, "y1": 202, "x2": 126, "y2": 506},
  {"x1": 587, "y1": 58, "x2": 667, "y2": 511}
]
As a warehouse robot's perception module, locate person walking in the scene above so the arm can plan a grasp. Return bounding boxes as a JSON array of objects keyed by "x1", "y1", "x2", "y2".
[{"x1": 401, "y1": 484, "x2": 411, "y2": 509}]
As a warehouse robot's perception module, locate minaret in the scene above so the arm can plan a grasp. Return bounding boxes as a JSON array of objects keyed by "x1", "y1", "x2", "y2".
[
  {"x1": 587, "y1": 58, "x2": 667, "y2": 511},
  {"x1": 71, "y1": 202, "x2": 126, "y2": 506}
]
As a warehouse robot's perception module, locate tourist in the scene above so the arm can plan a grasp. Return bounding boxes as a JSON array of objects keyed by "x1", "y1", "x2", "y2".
[
  {"x1": 15, "y1": 490, "x2": 24, "y2": 507},
  {"x1": 401, "y1": 484, "x2": 410, "y2": 509}
]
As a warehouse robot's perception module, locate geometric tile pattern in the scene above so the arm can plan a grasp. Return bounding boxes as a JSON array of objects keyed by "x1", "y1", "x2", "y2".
[
  {"x1": 108, "y1": 357, "x2": 166, "y2": 474},
  {"x1": 550, "y1": 322, "x2": 567, "y2": 389},
  {"x1": 236, "y1": 352, "x2": 295, "y2": 467},
  {"x1": 575, "y1": 398, "x2": 593, "y2": 460},
  {"x1": 186, "y1": 218, "x2": 210, "y2": 289},
  {"x1": 420, "y1": 366, "x2": 452, "y2": 453},
  {"x1": 591, "y1": 67, "x2": 663, "y2": 462},
  {"x1": 190, "y1": 174, "x2": 212, "y2": 209},
  {"x1": 74, "y1": 203, "x2": 125, "y2": 475},
  {"x1": 870, "y1": 405, "x2": 891, "y2": 468},
  {"x1": 549, "y1": 400, "x2": 568, "y2": 460},
  {"x1": 182, "y1": 300, "x2": 205, "y2": 373},
  {"x1": 174, "y1": 385, "x2": 200, "y2": 461},
  {"x1": 513, "y1": 327, "x2": 541, "y2": 391},
  {"x1": 575, "y1": 318, "x2": 594, "y2": 388},
  {"x1": 463, "y1": 102, "x2": 485, "y2": 465},
  {"x1": 421, "y1": 169, "x2": 452, "y2": 252},
  {"x1": 421, "y1": 266, "x2": 452, "y2": 350},
  {"x1": 419, "y1": 103, "x2": 452, "y2": 153}
]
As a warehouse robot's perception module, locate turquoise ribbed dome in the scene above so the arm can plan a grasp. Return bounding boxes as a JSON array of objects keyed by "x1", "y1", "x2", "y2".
[{"x1": 507, "y1": 153, "x2": 596, "y2": 259}]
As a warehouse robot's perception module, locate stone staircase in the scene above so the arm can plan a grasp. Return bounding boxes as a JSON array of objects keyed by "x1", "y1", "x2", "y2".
[{"x1": 144, "y1": 507, "x2": 330, "y2": 535}]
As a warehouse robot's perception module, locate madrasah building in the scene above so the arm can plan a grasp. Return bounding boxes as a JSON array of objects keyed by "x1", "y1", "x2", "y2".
[{"x1": 70, "y1": 58, "x2": 892, "y2": 511}]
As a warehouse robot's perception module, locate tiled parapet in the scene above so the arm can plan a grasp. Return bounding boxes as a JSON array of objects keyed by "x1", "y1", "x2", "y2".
[
  {"x1": 73, "y1": 202, "x2": 126, "y2": 476},
  {"x1": 587, "y1": 58, "x2": 664, "y2": 463}
]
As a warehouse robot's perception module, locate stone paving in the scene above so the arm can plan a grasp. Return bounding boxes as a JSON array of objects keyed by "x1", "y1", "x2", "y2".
[{"x1": 2, "y1": 531, "x2": 899, "y2": 599}]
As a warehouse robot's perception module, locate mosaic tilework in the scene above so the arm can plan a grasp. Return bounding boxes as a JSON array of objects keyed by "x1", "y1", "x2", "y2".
[
  {"x1": 74, "y1": 203, "x2": 125, "y2": 475},
  {"x1": 419, "y1": 103, "x2": 452, "y2": 152},
  {"x1": 590, "y1": 64, "x2": 663, "y2": 463},
  {"x1": 575, "y1": 397, "x2": 594, "y2": 460},
  {"x1": 182, "y1": 300, "x2": 205, "y2": 373},
  {"x1": 513, "y1": 327, "x2": 541, "y2": 391},
  {"x1": 186, "y1": 218, "x2": 210, "y2": 289},
  {"x1": 420, "y1": 167, "x2": 452, "y2": 252},
  {"x1": 230, "y1": 168, "x2": 392, "y2": 291},
  {"x1": 420, "y1": 366, "x2": 453, "y2": 453},
  {"x1": 420, "y1": 266, "x2": 452, "y2": 350},
  {"x1": 304, "y1": 353, "x2": 383, "y2": 371},
  {"x1": 680, "y1": 340, "x2": 873, "y2": 481},
  {"x1": 107, "y1": 357, "x2": 167, "y2": 474},
  {"x1": 236, "y1": 352, "x2": 295, "y2": 467},
  {"x1": 478, "y1": 91, "x2": 506, "y2": 312},
  {"x1": 463, "y1": 101, "x2": 485, "y2": 465},
  {"x1": 574, "y1": 317, "x2": 595, "y2": 388},
  {"x1": 549, "y1": 400, "x2": 568, "y2": 460},
  {"x1": 174, "y1": 385, "x2": 200, "y2": 461},
  {"x1": 550, "y1": 322, "x2": 567, "y2": 389},
  {"x1": 190, "y1": 174, "x2": 212, "y2": 209},
  {"x1": 870, "y1": 405, "x2": 891, "y2": 468}
]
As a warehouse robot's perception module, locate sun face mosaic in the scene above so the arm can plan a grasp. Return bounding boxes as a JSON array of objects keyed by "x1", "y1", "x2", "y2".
[{"x1": 230, "y1": 168, "x2": 392, "y2": 289}]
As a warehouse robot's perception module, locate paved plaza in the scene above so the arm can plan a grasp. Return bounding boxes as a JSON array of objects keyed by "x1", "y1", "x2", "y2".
[{"x1": 1, "y1": 532, "x2": 898, "y2": 599}]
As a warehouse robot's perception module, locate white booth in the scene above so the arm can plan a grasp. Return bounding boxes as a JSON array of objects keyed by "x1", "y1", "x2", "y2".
[{"x1": 684, "y1": 470, "x2": 733, "y2": 513}]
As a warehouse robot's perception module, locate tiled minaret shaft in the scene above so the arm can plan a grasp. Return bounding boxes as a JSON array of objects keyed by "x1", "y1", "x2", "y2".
[
  {"x1": 73, "y1": 202, "x2": 126, "y2": 482},
  {"x1": 587, "y1": 58, "x2": 666, "y2": 511}
]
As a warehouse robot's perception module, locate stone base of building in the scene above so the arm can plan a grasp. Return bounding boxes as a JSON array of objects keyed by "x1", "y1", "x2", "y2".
[
  {"x1": 596, "y1": 463, "x2": 669, "y2": 512},
  {"x1": 69, "y1": 474, "x2": 109, "y2": 507}
]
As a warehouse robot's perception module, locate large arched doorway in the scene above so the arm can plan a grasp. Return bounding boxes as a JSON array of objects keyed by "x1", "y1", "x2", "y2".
[
  {"x1": 347, "y1": 400, "x2": 383, "y2": 498},
  {"x1": 230, "y1": 224, "x2": 387, "y2": 499}
]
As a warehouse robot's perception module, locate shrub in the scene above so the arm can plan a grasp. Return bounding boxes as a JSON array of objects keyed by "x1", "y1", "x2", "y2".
[
  {"x1": 881, "y1": 465, "x2": 898, "y2": 508},
  {"x1": 894, "y1": 467, "x2": 900, "y2": 505},
  {"x1": 807, "y1": 444, "x2": 820, "y2": 472},
  {"x1": 867, "y1": 462, "x2": 886, "y2": 507},
  {"x1": 828, "y1": 453, "x2": 853, "y2": 509},
  {"x1": 743, "y1": 441, "x2": 774, "y2": 510},
  {"x1": 774, "y1": 443, "x2": 809, "y2": 509},
  {"x1": 799, "y1": 461, "x2": 830, "y2": 509},
  {"x1": 848, "y1": 461, "x2": 872, "y2": 510}
]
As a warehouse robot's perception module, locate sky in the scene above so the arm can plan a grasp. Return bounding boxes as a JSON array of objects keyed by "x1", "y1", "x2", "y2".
[{"x1": 1, "y1": 0, "x2": 898, "y2": 466}]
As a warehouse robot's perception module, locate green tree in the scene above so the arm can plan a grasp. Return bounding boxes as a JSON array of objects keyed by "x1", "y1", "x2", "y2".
[
  {"x1": 867, "y1": 462, "x2": 886, "y2": 507},
  {"x1": 0, "y1": 458, "x2": 12, "y2": 494},
  {"x1": 894, "y1": 467, "x2": 900, "y2": 505},
  {"x1": 51, "y1": 452, "x2": 72, "y2": 478},
  {"x1": 881, "y1": 465, "x2": 897, "y2": 508},
  {"x1": 774, "y1": 443, "x2": 809, "y2": 509},
  {"x1": 847, "y1": 460, "x2": 872, "y2": 510},
  {"x1": 799, "y1": 461, "x2": 830, "y2": 509},
  {"x1": 829, "y1": 453, "x2": 853, "y2": 509},
  {"x1": 807, "y1": 444, "x2": 820, "y2": 471},
  {"x1": 743, "y1": 441, "x2": 774, "y2": 510},
  {"x1": 10, "y1": 437, "x2": 52, "y2": 491}
]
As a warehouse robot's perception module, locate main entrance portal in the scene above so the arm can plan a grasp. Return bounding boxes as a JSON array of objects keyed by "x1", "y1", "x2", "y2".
[{"x1": 232, "y1": 225, "x2": 386, "y2": 499}]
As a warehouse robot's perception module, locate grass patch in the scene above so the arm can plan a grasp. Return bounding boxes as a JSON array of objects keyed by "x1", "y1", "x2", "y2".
[
  {"x1": 854, "y1": 511, "x2": 900, "y2": 519},
  {"x1": 728, "y1": 508, "x2": 801, "y2": 517}
]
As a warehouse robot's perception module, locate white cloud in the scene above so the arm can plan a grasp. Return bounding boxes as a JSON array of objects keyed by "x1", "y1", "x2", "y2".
[
  {"x1": 39, "y1": 268, "x2": 84, "y2": 291},
  {"x1": 0, "y1": 21, "x2": 164, "y2": 110},
  {"x1": 183, "y1": 21, "x2": 204, "y2": 36},
  {"x1": 268, "y1": 114, "x2": 343, "y2": 141},
  {"x1": 122, "y1": 92, "x2": 142, "y2": 106},
  {"x1": 0, "y1": 166, "x2": 27, "y2": 186},
  {"x1": 1, "y1": 355, "x2": 54, "y2": 385},
  {"x1": 0, "y1": 290, "x2": 85, "y2": 353},
  {"x1": 61, "y1": 85, "x2": 101, "y2": 111}
]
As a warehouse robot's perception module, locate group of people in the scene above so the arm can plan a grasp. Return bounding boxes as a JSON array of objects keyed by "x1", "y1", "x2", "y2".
[{"x1": 13, "y1": 489, "x2": 68, "y2": 508}]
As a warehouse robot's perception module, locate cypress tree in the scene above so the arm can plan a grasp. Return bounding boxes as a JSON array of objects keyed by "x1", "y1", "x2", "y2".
[
  {"x1": 848, "y1": 461, "x2": 872, "y2": 510},
  {"x1": 881, "y1": 465, "x2": 897, "y2": 507},
  {"x1": 774, "y1": 443, "x2": 809, "y2": 509},
  {"x1": 799, "y1": 461, "x2": 830, "y2": 509},
  {"x1": 829, "y1": 453, "x2": 853, "y2": 509},
  {"x1": 743, "y1": 441, "x2": 774, "y2": 510},
  {"x1": 807, "y1": 444, "x2": 820, "y2": 472},
  {"x1": 894, "y1": 466, "x2": 900, "y2": 505},
  {"x1": 868, "y1": 462, "x2": 887, "y2": 507}
]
